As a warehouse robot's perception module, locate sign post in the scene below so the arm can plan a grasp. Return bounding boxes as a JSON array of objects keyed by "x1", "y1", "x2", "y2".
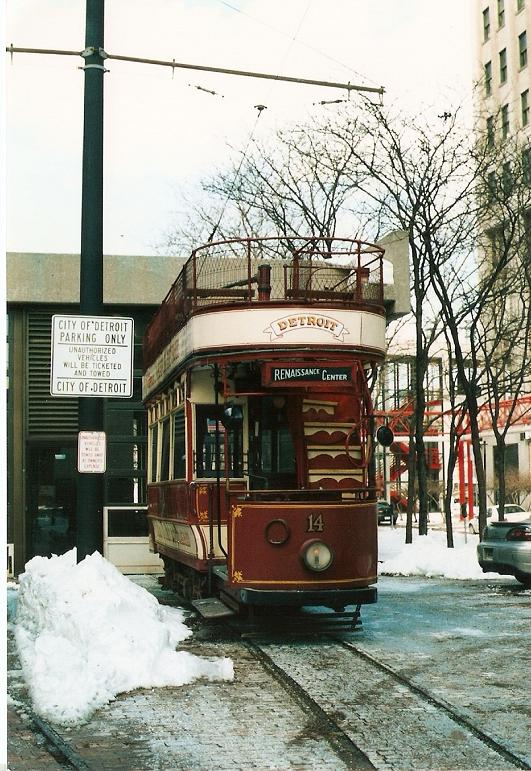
[{"x1": 77, "y1": 0, "x2": 106, "y2": 561}]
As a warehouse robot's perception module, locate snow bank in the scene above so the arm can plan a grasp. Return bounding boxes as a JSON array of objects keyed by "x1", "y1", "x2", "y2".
[
  {"x1": 14, "y1": 550, "x2": 233, "y2": 725},
  {"x1": 378, "y1": 528, "x2": 505, "y2": 580}
]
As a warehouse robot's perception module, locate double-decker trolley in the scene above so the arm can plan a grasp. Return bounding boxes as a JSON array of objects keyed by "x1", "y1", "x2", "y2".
[{"x1": 143, "y1": 236, "x2": 395, "y2": 626}]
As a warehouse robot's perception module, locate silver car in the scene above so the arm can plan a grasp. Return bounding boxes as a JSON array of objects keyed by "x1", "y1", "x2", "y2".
[
  {"x1": 477, "y1": 518, "x2": 531, "y2": 587},
  {"x1": 468, "y1": 503, "x2": 531, "y2": 534}
]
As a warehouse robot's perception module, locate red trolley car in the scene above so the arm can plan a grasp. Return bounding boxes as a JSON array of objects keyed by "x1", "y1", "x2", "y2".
[{"x1": 143, "y1": 236, "x2": 401, "y2": 624}]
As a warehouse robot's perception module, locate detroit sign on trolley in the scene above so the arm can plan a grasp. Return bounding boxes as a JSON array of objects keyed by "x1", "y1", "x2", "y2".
[{"x1": 50, "y1": 314, "x2": 134, "y2": 398}]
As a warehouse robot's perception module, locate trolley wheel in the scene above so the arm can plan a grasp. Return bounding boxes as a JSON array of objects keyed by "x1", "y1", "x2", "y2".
[{"x1": 162, "y1": 557, "x2": 208, "y2": 602}]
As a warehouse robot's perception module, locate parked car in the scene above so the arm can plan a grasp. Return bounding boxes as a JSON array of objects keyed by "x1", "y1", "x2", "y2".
[
  {"x1": 377, "y1": 500, "x2": 398, "y2": 525},
  {"x1": 468, "y1": 504, "x2": 531, "y2": 534},
  {"x1": 477, "y1": 517, "x2": 531, "y2": 587}
]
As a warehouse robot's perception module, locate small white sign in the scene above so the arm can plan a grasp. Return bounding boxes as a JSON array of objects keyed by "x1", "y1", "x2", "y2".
[
  {"x1": 50, "y1": 315, "x2": 134, "y2": 398},
  {"x1": 78, "y1": 431, "x2": 107, "y2": 474}
]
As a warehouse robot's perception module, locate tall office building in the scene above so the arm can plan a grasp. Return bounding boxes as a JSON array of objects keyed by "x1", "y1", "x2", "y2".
[
  {"x1": 474, "y1": 0, "x2": 531, "y2": 501},
  {"x1": 475, "y1": 0, "x2": 529, "y2": 136},
  {"x1": 474, "y1": 0, "x2": 530, "y2": 343}
]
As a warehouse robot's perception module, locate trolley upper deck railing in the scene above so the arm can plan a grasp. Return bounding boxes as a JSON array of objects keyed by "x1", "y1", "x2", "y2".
[{"x1": 144, "y1": 236, "x2": 386, "y2": 368}]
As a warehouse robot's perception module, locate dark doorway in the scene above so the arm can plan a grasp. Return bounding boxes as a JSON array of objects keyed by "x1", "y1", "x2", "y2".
[{"x1": 27, "y1": 444, "x2": 77, "y2": 559}]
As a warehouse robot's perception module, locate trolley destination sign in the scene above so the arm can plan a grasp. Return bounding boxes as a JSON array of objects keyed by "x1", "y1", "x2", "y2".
[
  {"x1": 263, "y1": 362, "x2": 354, "y2": 387},
  {"x1": 50, "y1": 315, "x2": 134, "y2": 398}
]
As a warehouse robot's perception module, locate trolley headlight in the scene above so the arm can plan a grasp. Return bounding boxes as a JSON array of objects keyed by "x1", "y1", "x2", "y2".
[{"x1": 301, "y1": 540, "x2": 333, "y2": 572}]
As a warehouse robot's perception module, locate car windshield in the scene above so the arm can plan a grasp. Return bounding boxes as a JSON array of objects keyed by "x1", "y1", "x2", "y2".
[{"x1": 506, "y1": 505, "x2": 524, "y2": 513}]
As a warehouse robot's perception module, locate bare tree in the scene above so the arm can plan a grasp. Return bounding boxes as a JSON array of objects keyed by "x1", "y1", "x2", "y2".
[
  {"x1": 322, "y1": 103, "x2": 483, "y2": 535},
  {"x1": 164, "y1": 126, "x2": 371, "y2": 253},
  {"x1": 163, "y1": 98, "x2": 530, "y2": 543},
  {"x1": 324, "y1": 101, "x2": 531, "y2": 537}
]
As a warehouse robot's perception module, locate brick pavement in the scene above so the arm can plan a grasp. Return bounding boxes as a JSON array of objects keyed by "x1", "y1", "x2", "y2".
[
  {"x1": 6, "y1": 594, "x2": 355, "y2": 770},
  {"x1": 7, "y1": 705, "x2": 71, "y2": 770}
]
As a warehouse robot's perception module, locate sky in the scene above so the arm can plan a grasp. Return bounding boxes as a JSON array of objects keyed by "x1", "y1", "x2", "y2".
[
  {"x1": 5, "y1": 0, "x2": 474, "y2": 257},
  {"x1": 6, "y1": 525, "x2": 521, "y2": 733}
]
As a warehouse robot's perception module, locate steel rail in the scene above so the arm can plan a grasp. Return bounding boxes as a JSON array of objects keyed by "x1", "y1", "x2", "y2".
[{"x1": 245, "y1": 639, "x2": 376, "y2": 770}]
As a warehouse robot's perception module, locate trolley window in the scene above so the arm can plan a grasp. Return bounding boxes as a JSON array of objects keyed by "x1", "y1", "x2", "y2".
[
  {"x1": 160, "y1": 417, "x2": 171, "y2": 481},
  {"x1": 149, "y1": 423, "x2": 158, "y2": 483},
  {"x1": 173, "y1": 409, "x2": 186, "y2": 479},
  {"x1": 248, "y1": 396, "x2": 296, "y2": 489},
  {"x1": 195, "y1": 405, "x2": 243, "y2": 478}
]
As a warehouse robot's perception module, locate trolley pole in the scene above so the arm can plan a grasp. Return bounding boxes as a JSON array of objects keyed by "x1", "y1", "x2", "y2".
[{"x1": 77, "y1": 0, "x2": 105, "y2": 560}]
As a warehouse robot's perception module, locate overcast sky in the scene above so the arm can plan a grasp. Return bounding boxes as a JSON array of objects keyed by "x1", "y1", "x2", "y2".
[{"x1": 5, "y1": 0, "x2": 474, "y2": 256}]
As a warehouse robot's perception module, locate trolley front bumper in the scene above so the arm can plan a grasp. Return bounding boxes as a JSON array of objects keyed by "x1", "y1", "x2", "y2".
[{"x1": 231, "y1": 585, "x2": 377, "y2": 607}]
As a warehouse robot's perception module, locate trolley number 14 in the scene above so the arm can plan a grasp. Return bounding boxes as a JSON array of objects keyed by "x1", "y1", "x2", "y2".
[{"x1": 307, "y1": 513, "x2": 325, "y2": 532}]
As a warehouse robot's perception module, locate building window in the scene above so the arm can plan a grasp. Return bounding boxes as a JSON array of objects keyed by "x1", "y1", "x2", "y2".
[
  {"x1": 502, "y1": 161, "x2": 513, "y2": 195},
  {"x1": 522, "y1": 89, "x2": 530, "y2": 126},
  {"x1": 523, "y1": 147, "x2": 531, "y2": 186},
  {"x1": 497, "y1": 0, "x2": 505, "y2": 27},
  {"x1": 499, "y1": 48, "x2": 508, "y2": 83},
  {"x1": 485, "y1": 61, "x2": 493, "y2": 95},
  {"x1": 517, "y1": 0, "x2": 525, "y2": 11},
  {"x1": 519, "y1": 31, "x2": 528, "y2": 68},
  {"x1": 501, "y1": 103, "x2": 510, "y2": 138},
  {"x1": 487, "y1": 224, "x2": 506, "y2": 260},
  {"x1": 483, "y1": 7, "x2": 491, "y2": 41},
  {"x1": 487, "y1": 170, "x2": 497, "y2": 201},
  {"x1": 487, "y1": 115, "x2": 495, "y2": 145},
  {"x1": 524, "y1": 209, "x2": 531, "y2": 259}
]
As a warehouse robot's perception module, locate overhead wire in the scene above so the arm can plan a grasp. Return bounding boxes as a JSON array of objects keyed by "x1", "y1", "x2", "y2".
[
  {"x1": 217, "y1": 0, "x2": 382, "y2": 91},
  {"x1": 205, "y1": 103, "x2": 266, "y2": 242},
  {"x1": 204, "y1": 1, "x2": 313, "y2": 243}
]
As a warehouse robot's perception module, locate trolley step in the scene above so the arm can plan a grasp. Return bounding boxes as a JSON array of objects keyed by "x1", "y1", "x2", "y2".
[{"x1": 191, "y1": 597, "x2": 235, "y2": 619}]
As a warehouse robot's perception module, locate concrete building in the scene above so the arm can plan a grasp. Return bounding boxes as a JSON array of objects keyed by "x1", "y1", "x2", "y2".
[
  {"x1": 474, "y1": 0, "x2": 531, "y2": 502},
  {"x1": 7, "y1": 253, "x2": 185, "y2": 576},
  {"x1": 475, "y1": 0, "x2": 530, "y2": 135}
]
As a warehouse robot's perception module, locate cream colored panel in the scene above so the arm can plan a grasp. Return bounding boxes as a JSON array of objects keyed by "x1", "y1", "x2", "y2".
[{"x1": 144, "y1": 306, "x2": 386, "y2": 398}]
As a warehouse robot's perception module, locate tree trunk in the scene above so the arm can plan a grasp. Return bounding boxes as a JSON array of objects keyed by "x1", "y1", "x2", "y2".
[
  {"x1": 444, "y1": 435, "x2": 457, "y2": 548},
  {"x1": 406, "y1": 428, "x2": 416, "y2": 544}
]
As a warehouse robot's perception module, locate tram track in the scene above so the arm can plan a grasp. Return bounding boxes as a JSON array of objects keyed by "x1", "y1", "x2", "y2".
[
  {"x1": 336, "y1": 638, "x2": 531, "y2": 771},
  {"x1": 9, "y1": 615, "x2": 530, "y2": 771},
  {"x1": 9, "y1": 704, "x2": 89, "y2": 770},
  {"x1": 31, "y1": 712, "x2": 90, "y2": 770},
  {"x1": 246, "y1": 635, "x2": 531, "y2": 771},
  {"x1": 245, "y1": 639, "x2": 377, "y2": 770}
]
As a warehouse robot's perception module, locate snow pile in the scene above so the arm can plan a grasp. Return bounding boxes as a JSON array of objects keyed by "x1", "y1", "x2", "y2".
[
  {"x1": 378, "y1": 528, "x2": 504, "y2": 580},
  {"x1": 14, "y1": 550, "x2": 233, "y2": 725}
]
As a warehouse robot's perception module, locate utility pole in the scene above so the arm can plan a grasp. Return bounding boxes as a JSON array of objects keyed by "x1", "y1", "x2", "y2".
[{"x1": 77, "y1": 0, "x2": 106, "y2": 560}]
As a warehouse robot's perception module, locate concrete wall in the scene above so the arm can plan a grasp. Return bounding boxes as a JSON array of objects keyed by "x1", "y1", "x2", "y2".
[
  {"x1": 378, "y1": 229, "x2": 411, "y2": 320},
  {"x1": 7, "y1": 237, "x2": 410, "y2": 320},
  {"x1": 7, "y1": 253, "x2": 187, "y2": 306}
]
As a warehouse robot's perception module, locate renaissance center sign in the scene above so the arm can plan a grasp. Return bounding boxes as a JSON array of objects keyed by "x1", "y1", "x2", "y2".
[{"x1": 50, "y1": 315, "x2": 134, "y2": 398}]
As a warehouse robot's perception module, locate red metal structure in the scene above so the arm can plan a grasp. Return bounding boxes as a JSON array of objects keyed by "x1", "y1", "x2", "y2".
[{"x1": 142, "y1": 236, "x2": 395, "y2": 623}]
